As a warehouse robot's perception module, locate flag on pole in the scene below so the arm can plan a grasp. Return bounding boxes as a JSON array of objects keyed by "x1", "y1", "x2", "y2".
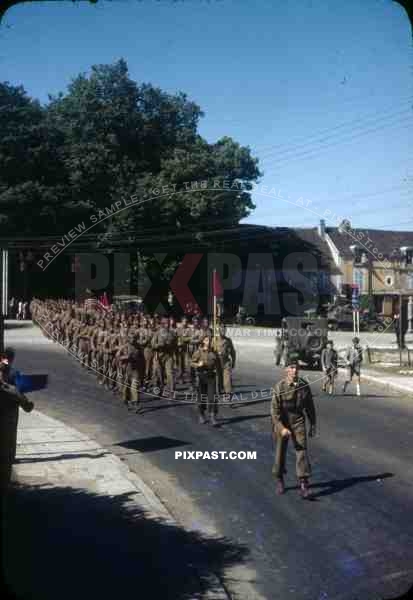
[{"x1": 212, "y1": 269, "x2": 224, "y2": 301}]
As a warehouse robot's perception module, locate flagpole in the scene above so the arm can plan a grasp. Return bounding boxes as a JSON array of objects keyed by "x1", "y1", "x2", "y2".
[{"x1": 213, "y1": 269, "x2": 217, "y2": 351}]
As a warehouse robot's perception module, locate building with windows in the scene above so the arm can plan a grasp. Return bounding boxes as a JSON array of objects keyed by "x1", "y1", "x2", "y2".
[{"x1": 318, "y1": 219, "x2": 413, "y2": 316}]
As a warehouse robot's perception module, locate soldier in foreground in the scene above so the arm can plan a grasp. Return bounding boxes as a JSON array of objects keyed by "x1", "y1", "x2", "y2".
[
  {"x1": 191, "y1": 335, "x2": 219, "y2": 426},
  {"x1": 321, "y1": 340, "x2": 338, "y2": 395},
  {"x1": 271, "y1": 360, "x2": 316, "y2": 499},
  {"x1": 343, "y1": 337, "x2": 363, "y2": 396}
]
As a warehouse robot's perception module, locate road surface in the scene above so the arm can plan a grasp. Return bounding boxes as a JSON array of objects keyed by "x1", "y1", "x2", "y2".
[{"x1": 6, "y1": 322, "x2": 413, "y2": 600}]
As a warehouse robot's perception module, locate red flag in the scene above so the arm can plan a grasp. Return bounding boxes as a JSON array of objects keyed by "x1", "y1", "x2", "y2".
[{"x1": 212, "y1": 269, "x2": 223, "y2": 299}]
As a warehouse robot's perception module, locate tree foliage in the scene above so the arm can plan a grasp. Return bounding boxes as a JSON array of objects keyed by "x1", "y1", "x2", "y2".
[{"x1": 1, "y1": 59, "x2": 260, "y2": 244}]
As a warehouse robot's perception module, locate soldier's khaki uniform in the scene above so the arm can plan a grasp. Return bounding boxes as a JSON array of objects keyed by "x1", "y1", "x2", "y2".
[
  {"x1": 271, "y1": 377, "x2": 316, "y2": 481},
  {"x1": 151, "y1": 326, "x2": 177, "y2": 396},
  {"x1": 191, "y1": 347, "x2": 219, "y2": 420},
  {"x1": 216, "y1": 334, "x2": 236, "y2": 399},
  {"x1": 189, "y1": 325, "x2": 203, "y2": 389},
  {"x1": 176, "y1": 321, "x2": 192, "y2": 383},
  {"x1": 139, "y1": 324, "x2": 154, "y2": 386}
]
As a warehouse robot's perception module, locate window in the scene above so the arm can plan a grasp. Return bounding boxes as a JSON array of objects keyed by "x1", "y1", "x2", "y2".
[{"x1": 400, "y1": 246, "x2": 413, "y2": 266}]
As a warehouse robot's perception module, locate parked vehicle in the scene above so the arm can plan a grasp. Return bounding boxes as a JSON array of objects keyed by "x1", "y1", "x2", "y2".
[{"x1": 280, "y1": 317, "x2": 328, "y2": 369}]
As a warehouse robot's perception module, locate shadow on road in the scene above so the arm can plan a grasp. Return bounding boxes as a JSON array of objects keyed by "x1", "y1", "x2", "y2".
[
  {"x1": 1, "y1": 481, "x2": 249, "y2": 600},
  {"x1": 285, "y1": 472, "x2": 394, "y2": 499},
  {"x1": 116, "y1": 436, "x2": 191, "y2": 453}
]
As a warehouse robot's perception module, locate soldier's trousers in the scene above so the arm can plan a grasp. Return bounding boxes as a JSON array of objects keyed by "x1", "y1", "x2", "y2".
[
  {"x1": 78, "y1": 341, "x2": 89, "y2": 368},
  {"x1": 197, "y1": 373, "x2": 218, "y2": 417},
  {"x1": 272, "y1": 421, "x2": 311, "y2": 480},
  {"x1": 322, "y1": 368, "x2": 336, "y2": 390},
  {"x1": 217, "y1": 362, "x2": 232, "y2": 396},
  {"x1": 152, "y1": 353, "x2": 175, "y2": 394},
  {"x1": 122, "y1": 367, "x2": 140, "y2": 404},
  {"x1": 116, "y1": 362, "x2": 127, "y2": 392},
  {"x1": 144, "y1": 348, "x2": 154, "y2": 384},
  {"x1": 176, "y1": 347, "x2": 190, "y2": 381}
]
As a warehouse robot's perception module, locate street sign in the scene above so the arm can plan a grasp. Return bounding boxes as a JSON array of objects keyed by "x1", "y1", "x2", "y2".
[{"x1": 351, "y1": 284, "x2": 359, "y2": 309}]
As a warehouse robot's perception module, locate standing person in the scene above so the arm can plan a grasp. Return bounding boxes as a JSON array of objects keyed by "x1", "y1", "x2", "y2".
[
  {"x1": 321, "y1": 340, "x2": 338, "y2": 395},
  {"x1": 216, "y1": 325, "x2": 236, "y2": 405},
  {"x1": 17, "y1": 299, "x2": 24, "y2": 320},
  {"x1": 151, "y1": 317, "x2": 176, "y2": 397},
  {"x1": 274, "y1": 330, "x2": 284, "y2": 366},
  {"x1": 191, "y1": 335, "x2": 219, "y2": 426},
  {"x1": 343, "y1": 337, "x2": 363, "y2": 396},
  {"x1": 176, "y1": 316, "x2": 192, "y2": 384},
  {"x1": 8, "y1": 297, "x2": 15, "y2": 319},
  {"x1": 394, "y1": 305, "x2": 407, "y2": 350},
  {"x1": 23, "y1": 300, "x2": 29, "y2": 320},
  {"x1": 271, "y1": 360, "x2": 316, "y2": 498}
]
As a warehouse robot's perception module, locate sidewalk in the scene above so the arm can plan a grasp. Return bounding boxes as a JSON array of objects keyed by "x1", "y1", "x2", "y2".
[
  {"x1": 358, "y1": 367, "x2": 413, "y2": 396},
  {"x1": 2, "y1": 410, "x2": 231, "y2": 600}
]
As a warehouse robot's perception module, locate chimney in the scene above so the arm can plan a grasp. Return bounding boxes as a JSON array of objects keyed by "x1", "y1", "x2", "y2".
[{"x1": 318, "y1": 219, "x2": 326, "y2": 239}]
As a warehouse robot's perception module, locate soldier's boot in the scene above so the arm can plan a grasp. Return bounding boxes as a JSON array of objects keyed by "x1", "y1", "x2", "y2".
[
  {"x1": 199, "y1": 415, "x2": 207, "y2": 424},
  {"x1": 356, "y1": 383, "x2": 361, "y2": 396},
  {"x1": 209, "y1": 413, "x2": 218, "y2": 427},
  {"x1": 299, "y1": 478, "x2": 311, "y2": 499},
  {"x1": 276, "y1": 477, "x2": 285, "y2": 495},
  {"x1": 342, "y1": 381, "x2": 348, "y2": 393}
]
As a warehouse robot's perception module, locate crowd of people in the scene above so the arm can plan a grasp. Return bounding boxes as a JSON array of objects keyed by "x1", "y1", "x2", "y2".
[
  {"x1": 29, "y1": 298, "x2": 236, "y2": 426},
  {"x1": 23, "y1": 297, "x2": 365, "y2": 499}
]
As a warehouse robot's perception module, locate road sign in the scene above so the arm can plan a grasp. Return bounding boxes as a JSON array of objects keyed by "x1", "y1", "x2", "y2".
[{"x1": 351, "y1": 284, "x2": 359, "y2": 309}]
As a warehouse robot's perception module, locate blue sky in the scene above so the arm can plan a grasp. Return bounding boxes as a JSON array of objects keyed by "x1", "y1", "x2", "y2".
[{"x1": 1, "y1": 0, "x2": 412, "y2": 231}]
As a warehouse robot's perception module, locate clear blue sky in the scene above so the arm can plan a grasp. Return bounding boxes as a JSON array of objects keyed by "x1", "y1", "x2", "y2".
[{"x1": 1, "y1": 0, "x2": 412, "y2": 230}]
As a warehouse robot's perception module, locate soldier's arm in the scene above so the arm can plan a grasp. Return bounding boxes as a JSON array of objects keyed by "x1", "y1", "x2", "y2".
[
  {"x1": 229, "y1": 340, "x2": 236, "y2": 368},
  {"x1": 270, "y1": 384, "x2": 284, "y2": 435},
  {"x1": 304, "y1": 386, "x2": 316, "y2": 427}
]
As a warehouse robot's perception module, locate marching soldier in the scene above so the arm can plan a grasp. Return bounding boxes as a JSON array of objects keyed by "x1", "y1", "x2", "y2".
[
  {"x1": 140, "y1": 317, "x2": 155, "y2": 389},
  {"x1": 151, "y1": 317, "x2": 177, "y2": 397},
  {"x1": 191, "y1": 335, "x2": 219, "y2": 426},
  {"x1": 189, "y1": 317, "x2": 203, "y2": 391},
  {"x1": 321, "y1": 340, "x2": 338, "y2": 395},
  {"x1": 271, "y1": 360, "x2": 316, "y2": 498},
  {"x1": 216, "y1": 325, "x2": 236, "y2": 404},
  {"x1": 343, "y1": 337, "x2": 363, "y2": 396},
  {"x1": 176, "y1": 316, "x2": 192, "y2": 384}
]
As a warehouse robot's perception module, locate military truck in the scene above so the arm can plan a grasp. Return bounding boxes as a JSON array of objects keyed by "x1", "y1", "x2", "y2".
[{"x1": 279, "y1": 316, "x2": 328, "y2": 369}]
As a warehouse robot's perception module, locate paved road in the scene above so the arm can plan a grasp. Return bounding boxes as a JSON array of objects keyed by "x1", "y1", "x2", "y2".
[{"x1": 6, "y1": 322, "x2": 413, "y2": 600}]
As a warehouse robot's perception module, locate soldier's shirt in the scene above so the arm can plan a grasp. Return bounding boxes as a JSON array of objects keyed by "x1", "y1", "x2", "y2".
[
  {"x1": 271, "y1": 378, "x2": 316, "y2": 431},
  {"x1": 191, "y1": 349, "x2": 218, "y2": 373},
  {"x1": 216, "y1": 336, "x2": 236, "y2": 367}
]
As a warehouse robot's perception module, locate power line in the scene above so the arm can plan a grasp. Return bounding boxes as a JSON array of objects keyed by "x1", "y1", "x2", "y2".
[
  {"x1": 261, "y1": 117, "x2": 413, "y2": 174},
  {"x1": 259, "y1": 110, "x2": 413, "y2": 166}
]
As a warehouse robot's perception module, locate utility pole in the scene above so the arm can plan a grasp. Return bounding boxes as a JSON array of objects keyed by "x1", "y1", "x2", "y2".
[{"x1": 0, "y1": 248, "x2": 8, "y2": 353}]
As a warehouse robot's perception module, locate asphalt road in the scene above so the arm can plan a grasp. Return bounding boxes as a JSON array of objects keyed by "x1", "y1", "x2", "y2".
[{"x1": 6, "y1": 322, "x2": 413, "y2": 600}]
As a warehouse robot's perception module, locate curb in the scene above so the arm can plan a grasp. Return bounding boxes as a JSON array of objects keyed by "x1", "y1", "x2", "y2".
[
  {"x1": 14, "y1": 409, "x2": 230, "y2": 600},
  {"x1": 338, "y1": 368, "x2": 413, "y2": 397}
]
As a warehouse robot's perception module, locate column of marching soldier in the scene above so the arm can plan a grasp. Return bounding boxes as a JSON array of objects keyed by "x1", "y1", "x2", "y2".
[{"x1": 29, "y1": 299, "x2": 236, "y2": 426}]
